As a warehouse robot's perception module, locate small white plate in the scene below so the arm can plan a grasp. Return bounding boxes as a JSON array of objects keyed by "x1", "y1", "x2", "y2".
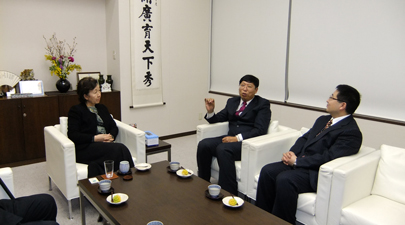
[
  {"x1": 106, "y1": 193, "x2": 129, "y2": 205},
  {"x1": 176, "y1": 169, "x2": 193, "y2": 178},
  {"x1": 222, "y1": 196, "x2": 244, "y2": 208},
  {"x1": 135, "y1": 163, "x2": 152, "y2": 171}
]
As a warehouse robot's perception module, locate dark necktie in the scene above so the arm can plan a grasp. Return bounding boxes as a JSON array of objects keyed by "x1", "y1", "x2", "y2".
[
  {"x1": 316, "y1": 118, "x2": 333, "y2": 136},
  {"x1": 235, "y1": 101, "x2": 247, "y2": 116}
]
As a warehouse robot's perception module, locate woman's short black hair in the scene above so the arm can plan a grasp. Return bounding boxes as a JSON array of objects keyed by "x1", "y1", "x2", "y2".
[{"x1": 77, "y1": 77, "x2": 98, "y2": 104}]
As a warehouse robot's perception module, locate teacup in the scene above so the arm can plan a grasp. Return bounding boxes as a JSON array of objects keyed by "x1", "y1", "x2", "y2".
[
  {"x1": 208, "y1": 184, "x2": 221, "y2": 197},
  {"x1": 169, "y1": 162, "x2": 180, "y2": 171},
  {"x1": 119, "y1": 161, "x2": 130, "y2": 174},
  {"x1": 147, "y1": 221, "x2": 164, "y2": 225},
  {"x1": 99, "y1": 180, "x2": 112, "y2": 193}
]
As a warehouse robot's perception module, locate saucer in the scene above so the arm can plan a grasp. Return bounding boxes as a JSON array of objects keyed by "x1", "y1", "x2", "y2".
[
  {"x1": 166, "y1": 166, "x2": 178, "y2": 173},
  {"x1": 222, "y1": 196, "x2": 244, "y2": 208},
  {"x1": 98, "y1": 186, "x2": 114, "y2": 195},
  {"x1": 123, "y1": 175, "x2": 133, "y2": 181},
  {"x1": 135, "y1": 163, "x2": 152, "y2": 171},
  {"x1": 117, "y1": 170, "x2": 132, "y2": 175},
  {"x1": 106, "y1": 193, "x2": 128, "y2": 205},
  {"x1": 176, "y1": 169, "x2": 193, "y2": 178},
  {"x1": 205, "y1": 190, "x2": 224, "y2": 200}
]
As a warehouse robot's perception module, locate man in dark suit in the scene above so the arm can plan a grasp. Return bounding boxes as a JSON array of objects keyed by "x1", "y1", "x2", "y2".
[
  {"x1": 255, "y1": 84, "x2": 362, "y2": 224},
  {"x1": 197, "y1": 75, "x2": 271, "y2": 195},
  {"x1": 0, "y1": 194, "x2": 58, "y2": 225}
]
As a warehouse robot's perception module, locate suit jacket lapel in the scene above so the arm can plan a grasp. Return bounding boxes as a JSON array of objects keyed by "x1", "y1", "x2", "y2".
[
  {"x1": 304, "y1": 115, "x2": 353, "y2": 148},
  {"x1": 231, "y1": 97, "x2": 241, "y2": 113}
]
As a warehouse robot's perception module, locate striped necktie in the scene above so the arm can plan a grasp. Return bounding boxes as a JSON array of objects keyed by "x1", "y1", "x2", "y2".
[
  {"x1": 316, "y1": 118, "x2": 333, "y2": 136},
  {"x1": 235, "y1": 101, "x2": 247, "y2": 116}
]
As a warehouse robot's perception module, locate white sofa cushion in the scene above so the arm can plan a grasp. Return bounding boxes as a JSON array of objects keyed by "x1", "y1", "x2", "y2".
[
  {"x1": 341, "y1": 195, "x2": 405, "y2": 225},
  {"x1": 371, "y1": 144, "x2": 405, "y2": 205},
  {"x1": 254, "y1": 175, "x2": 318, "y2": 217},
  {"x1": 297, "y1": 193, "x2": 317, "y2": 216},
  {"x1": 210, "y1": 158, "x2": 242, "y2": 182}
]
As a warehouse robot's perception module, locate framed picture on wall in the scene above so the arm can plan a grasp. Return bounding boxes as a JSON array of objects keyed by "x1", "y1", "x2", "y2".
[{"x1": 77, "y1": 72, "x2": 100, "y2": 83}]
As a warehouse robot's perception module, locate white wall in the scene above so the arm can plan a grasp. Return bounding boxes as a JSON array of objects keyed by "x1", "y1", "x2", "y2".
[{"x1": 0, "y1": 0, "x2": 108, "y2": 89}]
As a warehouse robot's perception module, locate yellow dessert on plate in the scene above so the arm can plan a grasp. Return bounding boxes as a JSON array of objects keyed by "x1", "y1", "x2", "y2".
[
  {"x1": 229, "y1": 198, "x2": 237, "y2": 206},
  {"x1": 113, "y1": 195, "x2": 121, "y2": 203},
  {"x1": 181, "y1": 169, "x2": 189, "y2": 176}
]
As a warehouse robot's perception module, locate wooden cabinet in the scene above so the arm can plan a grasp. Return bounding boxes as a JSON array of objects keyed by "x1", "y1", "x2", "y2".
[
  {"x1": 0, "y1": 96, "x2": 59, "y2": 165},
  {"x1": 46, "y1": 90, "x2": 121, "y2": 120},
  {"x1": 0, "y1": 90, "x2": 121, "y2": 166}
]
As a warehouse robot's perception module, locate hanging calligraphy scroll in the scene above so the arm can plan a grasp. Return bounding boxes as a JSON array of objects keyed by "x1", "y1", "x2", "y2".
[{"x1": 130, "y1": 0, "x2": 164, "y2": 108}]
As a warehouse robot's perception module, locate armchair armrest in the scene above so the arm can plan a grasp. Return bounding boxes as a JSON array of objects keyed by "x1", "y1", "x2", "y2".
[
  {"x1": 196, "y1": 122, "x2": 229, "y2": 144},
  {"x1": 0, "y1": 167, "x2": 14, "y2": 199},
  {"x1": 44, "y1": 126, "x2": 78, "y2": 199},
  {"x1": 278, "y1": 125, "x2": 293, "y2": 132},
  {"x1": 245, "y1": 130, "x2": 302, "y2": 199},
  {"x1": 328, "y1": 150, "x2": 381, "y2": 225},
  {"x1": 114, "y1": 119, "x2": 146, "y2": 164}
]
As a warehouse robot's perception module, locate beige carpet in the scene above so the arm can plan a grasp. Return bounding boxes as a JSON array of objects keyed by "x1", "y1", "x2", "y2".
[{"x1": 11, "y1": 134, "x2": 197, "y2": 225}]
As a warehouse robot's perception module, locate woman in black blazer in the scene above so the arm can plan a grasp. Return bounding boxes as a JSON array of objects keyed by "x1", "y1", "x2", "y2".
[{"x1": 67, "y1": 77, "x2": 134, "y2": 177}]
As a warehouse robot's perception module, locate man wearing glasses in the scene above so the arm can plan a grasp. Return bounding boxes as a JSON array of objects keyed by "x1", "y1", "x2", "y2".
[
  {"x1": 197, "y1": 74, "x2": 271, "y2": 195},
  {"x1": 255, "y1": 84, "x2": 362, "y2": 224}
]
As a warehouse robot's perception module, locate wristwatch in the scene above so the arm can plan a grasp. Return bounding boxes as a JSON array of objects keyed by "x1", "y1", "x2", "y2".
[{"x1": 293, "y1": 159, "x2": 297, "y2": 169}]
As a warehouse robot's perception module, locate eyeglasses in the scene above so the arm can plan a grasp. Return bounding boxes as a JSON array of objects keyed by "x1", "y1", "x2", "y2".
[
  {"x1": 329, "y1": 96, "x2": 343, "y2": 102},
  {"x1": 239, "y1": 84, "x2": 255, "y2": 90}
]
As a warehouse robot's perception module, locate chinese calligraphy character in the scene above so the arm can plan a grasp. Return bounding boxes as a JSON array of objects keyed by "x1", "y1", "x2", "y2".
[
  {"x1": 142, "y1": 23, "x2": 153, "y2": 39},
  {"x1": 143, "y1": 71, "x2": 153, "y2": 87},
  {"x1": 142, "y1": 40, "x2": 154, "y2": 53},
  {"x1": 142, "y1": 56, "x2": 154, "y2": 70},
  {"x1": 141, "y1": 0, "x2": 152, "y2": 4},
  {"x1": 139, "y1": 4, "x2": 152, "y2": 22}
]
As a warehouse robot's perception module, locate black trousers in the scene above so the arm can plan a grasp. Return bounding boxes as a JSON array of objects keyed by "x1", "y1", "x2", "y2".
[
  {"x1": 255, "y1": 162, "x2": 315, "y2": 224},
  {"x1": 76, "y1": 142, "x2": 135, "y2": 177},
  {"x1": 0, "y1": 194, "x2": 58, "y2": 225},
  {"x1": 196, "y1": 136, "x2": 242, "y2": 195}
]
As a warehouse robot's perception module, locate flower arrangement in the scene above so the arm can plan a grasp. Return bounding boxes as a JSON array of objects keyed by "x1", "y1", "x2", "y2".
[{"x1": 44, "y1": 34, "x2": 82, "y2": 79}]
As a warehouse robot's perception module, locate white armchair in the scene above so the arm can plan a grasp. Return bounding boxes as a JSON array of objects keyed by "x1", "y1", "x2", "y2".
[
  {"x1": 328, "y1": 145, "x2": 405, "y2": 225},
  {"x1": 246, "y1": 127, "x2": 376, "y2": 225},
  {"x1": 44, "y1": 117, "x2": 146, "y2": 219},
  {"x1": 196, "y1": 120, "x2": 296, "y2": 197},
  {"x1": 296, "y1": 145, "x2": 375, "y2": 225},
  {"x1": 0, "y1": 167, "x2": 14, "y2": 199}
]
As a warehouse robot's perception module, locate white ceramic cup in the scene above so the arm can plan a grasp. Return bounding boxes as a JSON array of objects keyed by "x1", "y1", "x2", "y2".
[
  {"x1": 147, "y1": 221, "x2": 164, "y2": 225},
  {"x1": 119, "y1": 161, "x2": 130, "y2": 173},
  {"x1": 99, "y1": 180, "x2": 112, "y2": 193},
  {"x1": 104, "y1": 160, "x2": 114, "y2": 178},
  {"x1": 169, "y1": 162, "x2": 180, "y2": 171},
  {"x1": 208, "y1": 184, "x2": 221, "y2": 197}
]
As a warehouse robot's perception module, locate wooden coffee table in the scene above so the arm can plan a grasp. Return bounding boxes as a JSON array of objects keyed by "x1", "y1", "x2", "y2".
[{"x1": 78, "y1": 161, "x2": 289, "y2": 225}]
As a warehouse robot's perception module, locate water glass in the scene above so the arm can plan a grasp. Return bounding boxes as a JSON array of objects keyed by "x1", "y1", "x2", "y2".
[{"x1": 104, "y1": 160, "x2": 114, "y2": 178}]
